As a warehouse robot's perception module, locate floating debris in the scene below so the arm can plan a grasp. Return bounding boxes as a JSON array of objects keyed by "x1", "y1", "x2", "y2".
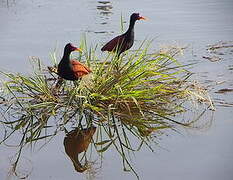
[
  {"x1": 202, "y1": 55, "x2": 222, "y2": 62},
  {"x1": 205, "y1": 41, "x2": 233, "y2": 61},
  {"x1": 228, "y1": 65, "x2": 233, "y2": 71},
  {"x1": 214, "y1": 98, "x2": 233, "y2": 107},
  {"x1": 215, "y1": 88, "x2": 233, "y2": 94},
  {"x1": 207, "y1": 41, "x2": 233, "y2": 51}
]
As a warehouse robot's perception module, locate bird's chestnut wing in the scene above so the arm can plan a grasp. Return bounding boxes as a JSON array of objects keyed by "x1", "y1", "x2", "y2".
[
  {"x1": 71, "y1": 60, "x2": 92, "y2": 78},
  {"x1": 101, "y1": 35, "x2": 125, "y2": 51}
]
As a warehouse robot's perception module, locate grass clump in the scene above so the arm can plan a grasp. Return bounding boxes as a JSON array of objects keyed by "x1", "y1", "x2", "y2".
[{"x1": 0, "y1": 38, "x2": 213, "y2": 179}]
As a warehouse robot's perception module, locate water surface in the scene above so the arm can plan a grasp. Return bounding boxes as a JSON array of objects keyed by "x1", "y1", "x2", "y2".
[{"x1": 0, "y1": 0, "x2": 233, "y2": 179}]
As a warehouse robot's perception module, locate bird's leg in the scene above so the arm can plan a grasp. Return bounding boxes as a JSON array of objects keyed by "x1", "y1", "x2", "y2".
[
  {"x1": 52, "y1": 77, "x2": 64, "y2": 95},
  {"x1": 55, "y1": 77, "x2": 64, "y2": 89},
  {"x1": 111, "y1": 53, "x2": 120, "y2": 72}
]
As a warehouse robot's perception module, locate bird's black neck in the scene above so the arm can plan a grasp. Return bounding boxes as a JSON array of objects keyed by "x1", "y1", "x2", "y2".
[
  {"x1": 126, "y1": 18, "x2": 136, "y2": 34},
  {"x1": 62, "y1": 49, "x2": 71, "y2": 62}
]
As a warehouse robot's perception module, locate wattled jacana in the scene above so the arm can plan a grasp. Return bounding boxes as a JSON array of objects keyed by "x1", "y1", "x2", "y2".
[
  {"x1": 57, "y1": 43, "x2": 92, "y2": 81},
  {"x1": 63, "y1": 126, "x2": 96, "y2": 172},
  {"x1": 101, "y1": 13, "x2": 146, "y2": 56}
]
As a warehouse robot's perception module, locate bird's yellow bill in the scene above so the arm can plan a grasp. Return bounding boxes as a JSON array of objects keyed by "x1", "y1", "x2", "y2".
[
  {"x1": 139, "y1": 16, "x2": 147, "y2": 20},
  {"x1": 75, "y1": 48, "x2": 82, "y2": 52}
]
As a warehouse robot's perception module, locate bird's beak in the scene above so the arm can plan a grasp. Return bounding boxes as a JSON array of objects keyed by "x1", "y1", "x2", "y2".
[
  {"x1": 138, "y1": 16, "x2": 147, "y2": 20},
  {"x1": 75, "y1": 47, "x2": 82, "y2": 52}
]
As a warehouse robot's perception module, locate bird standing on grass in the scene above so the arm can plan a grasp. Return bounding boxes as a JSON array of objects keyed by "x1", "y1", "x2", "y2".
[
  {"x1": 57, "y1": 43, "x2": 92, "y2": 81},
  {"x1": 101, "y1": 13, "x2": 146, "y2": 56}
]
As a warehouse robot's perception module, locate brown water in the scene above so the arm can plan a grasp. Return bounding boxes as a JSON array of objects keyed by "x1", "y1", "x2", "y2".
[{"x1": 0, "y1": 0, "x2": 233, "y2": 179}]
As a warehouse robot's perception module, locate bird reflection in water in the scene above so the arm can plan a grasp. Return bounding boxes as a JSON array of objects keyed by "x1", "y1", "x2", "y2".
[{"x1": 63, "y1": 126, "x2": 96, "y2": 172}]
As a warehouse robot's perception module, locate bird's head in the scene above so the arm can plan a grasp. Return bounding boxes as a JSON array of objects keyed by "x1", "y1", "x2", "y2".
[
  {"x1": 131, "y1": 13, "x2": 147, "y2": 21},
  {"x1": 65, "y1": 43, "x2": 82, "y2": 53}
]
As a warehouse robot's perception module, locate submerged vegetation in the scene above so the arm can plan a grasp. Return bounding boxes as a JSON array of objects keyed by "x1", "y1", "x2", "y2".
[{"x1": 0, "y1": 37, "x2": 213, "y2": 179}]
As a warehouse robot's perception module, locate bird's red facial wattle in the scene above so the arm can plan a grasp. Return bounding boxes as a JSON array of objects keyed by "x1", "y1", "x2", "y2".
[{"x1": 69, "y1": 44, "x2": 82, "y2": 52}]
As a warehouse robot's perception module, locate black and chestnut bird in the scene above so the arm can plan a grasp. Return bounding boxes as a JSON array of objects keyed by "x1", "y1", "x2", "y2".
[
  {"x1": 101, "y1": 13, "x2": 146, "y2": 56},
  {"x1": 57, "y1": 43, "x2": 92, "y2": 81},
  {"x1": 63, "y1": 126, "x2": 96, "y2": 172}
]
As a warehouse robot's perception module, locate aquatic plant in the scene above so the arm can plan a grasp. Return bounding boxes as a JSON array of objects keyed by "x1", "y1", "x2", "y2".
[{"x1": 0, "y1": 37, "x2": 213, "y2": 179}]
